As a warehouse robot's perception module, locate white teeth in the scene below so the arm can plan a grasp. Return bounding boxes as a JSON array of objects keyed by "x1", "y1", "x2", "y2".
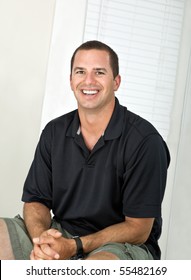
[{"x1": 82, "y1": 90, "x2": 98, "y2": 95}]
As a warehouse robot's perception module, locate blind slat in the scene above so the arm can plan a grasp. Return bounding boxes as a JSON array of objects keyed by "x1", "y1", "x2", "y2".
[{"x1": 84, "y1": 0, "x2": 185, "y2": 139}]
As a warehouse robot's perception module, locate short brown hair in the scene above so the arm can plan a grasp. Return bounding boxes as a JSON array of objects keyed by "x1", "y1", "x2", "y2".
[{"x1": 70, "y1": 40, "x2": 119, "y2": 78}]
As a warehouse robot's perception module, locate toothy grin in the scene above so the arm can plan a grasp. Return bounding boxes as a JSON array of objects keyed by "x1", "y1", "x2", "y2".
[{"x1": 82, "y1": 90, "x2": 98, "y2": 95}]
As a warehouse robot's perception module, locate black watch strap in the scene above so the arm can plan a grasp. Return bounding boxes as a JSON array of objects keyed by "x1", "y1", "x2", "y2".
[{"x1": 72, "y1": 236, "x2": 84, "y2": 259}]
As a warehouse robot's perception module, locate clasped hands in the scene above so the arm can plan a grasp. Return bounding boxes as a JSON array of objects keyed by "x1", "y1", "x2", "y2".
[{"x1": 30, "y1": 228, "x2": 75, "y2": 260}]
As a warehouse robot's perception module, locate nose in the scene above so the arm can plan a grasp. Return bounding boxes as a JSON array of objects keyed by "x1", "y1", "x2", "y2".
[{"x1": 84, "y1": 72, "x2": 96, "y2": 84}]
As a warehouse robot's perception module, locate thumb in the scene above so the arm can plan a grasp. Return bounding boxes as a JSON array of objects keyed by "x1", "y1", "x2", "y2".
[{"x1": 47, "y1": 228, "x2": 62, "y2": 238}]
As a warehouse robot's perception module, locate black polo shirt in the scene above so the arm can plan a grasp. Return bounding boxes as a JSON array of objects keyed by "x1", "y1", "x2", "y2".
[{"x1": 22, "y1": 98, "x2": 170, "y2": 259}]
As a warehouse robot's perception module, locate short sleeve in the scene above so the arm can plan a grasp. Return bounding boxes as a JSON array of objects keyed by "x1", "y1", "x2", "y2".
[
  {"x1": 21, "y1": 124, "x2": 53, "y2": 209},
  {"x1": 122, "y1": 134, "x2": 170, "y2": 218}
]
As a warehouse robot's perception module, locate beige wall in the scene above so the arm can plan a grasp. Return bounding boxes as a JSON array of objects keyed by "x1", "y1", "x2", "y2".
[{"x1": 0, "y1": 0, "x2": 56, "y2": 216}]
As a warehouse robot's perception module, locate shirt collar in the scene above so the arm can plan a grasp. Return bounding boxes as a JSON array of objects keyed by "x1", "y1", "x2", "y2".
[
  {"x1": 66, "y1": 110, "x2": 80, "y2": 137},
  {"x1": 66, "y1": 97, "x2": 125, "y2": 140},
  {"x1": 104, "y1": 97, "x2": 124, "y2": 140}
]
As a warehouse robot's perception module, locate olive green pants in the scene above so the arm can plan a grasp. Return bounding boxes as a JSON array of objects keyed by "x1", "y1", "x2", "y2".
[{"x1": 3, "y1": 215, "x2": 153, "y2": 260}]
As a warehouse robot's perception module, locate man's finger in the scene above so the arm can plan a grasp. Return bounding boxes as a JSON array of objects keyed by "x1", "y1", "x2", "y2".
[
  {"x1": 47, "y1": 228, "x2": 62, "y2": 238},
  {"x1": 41, "y1": 243, "x2": 60, "y2": 259}
]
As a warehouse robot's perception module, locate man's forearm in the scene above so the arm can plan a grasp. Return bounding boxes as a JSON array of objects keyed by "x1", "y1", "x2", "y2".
[
  {"x1": 23, "y1": 202, "x2": 51, "y2": 239},
  {"x1": 81, "y1": 217, "x2": 154, "y2": 254},
  {"x1": 81, "y1": 221, "x2": 131, "y2": 254}
]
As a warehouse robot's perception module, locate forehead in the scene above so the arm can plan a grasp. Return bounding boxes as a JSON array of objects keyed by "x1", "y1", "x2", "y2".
[{"x1": 73, "y1": 49, "x2": 111, "y2": 67}]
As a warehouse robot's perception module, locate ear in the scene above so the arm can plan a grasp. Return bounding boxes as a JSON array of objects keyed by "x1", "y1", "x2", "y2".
[
  {"x1": 113, "y1": 75, "x2": 121, "y2": 91},
  {"x1": 70, "y1": 74, "x2": 74, "y2": 91}
]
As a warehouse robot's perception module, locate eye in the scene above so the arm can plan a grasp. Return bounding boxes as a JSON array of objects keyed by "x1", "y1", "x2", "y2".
[
  {"x1": 75, "y1": 70, "x2": 85, "y2": 75},
  {"x1": 73, "y1": 68, "x2": 86, "y2": 75},
  {"x1": 95, "y1": 70, "x2": 105, "y2": 75}
]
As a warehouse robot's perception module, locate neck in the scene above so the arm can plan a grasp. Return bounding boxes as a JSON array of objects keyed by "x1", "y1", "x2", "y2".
[
  {"x1": 78, "y1": 100, "x2": 115, "y2": 135},
  {"x1": 78, "y1": 99, "x2": 115, "y2": 150}
]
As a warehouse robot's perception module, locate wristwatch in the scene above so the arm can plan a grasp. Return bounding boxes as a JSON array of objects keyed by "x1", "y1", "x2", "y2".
[{"x1": 72, "y1": 236, "x2": 84, "y2": 259}]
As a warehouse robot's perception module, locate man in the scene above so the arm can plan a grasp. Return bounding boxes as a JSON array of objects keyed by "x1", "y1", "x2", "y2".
[{"x1": 0, "y1": 40, "x2": 170, "y2": 260}]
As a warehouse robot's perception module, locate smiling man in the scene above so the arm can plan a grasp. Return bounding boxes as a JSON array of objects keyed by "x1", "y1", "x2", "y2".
[
  {"x1": 0, "y1": 41, "x2": 170, "y2": 260},
  {"x1": 70, "y1": 46, "x2": 120, "y2": 151}
]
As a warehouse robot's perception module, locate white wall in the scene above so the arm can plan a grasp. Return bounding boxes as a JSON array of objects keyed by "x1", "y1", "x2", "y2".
[
  {"x1": 40, "y1": 0, "x2": 87, "y2": 130},
  {"x1": 162, "y1": 0, "x2": 191, "y2": 259},
  {"x1": 0, "y1": 0, "x2": 56, "y2": 216},
  {"x1": 166, "y1": 56, "x2": 191, "y2": 259}
]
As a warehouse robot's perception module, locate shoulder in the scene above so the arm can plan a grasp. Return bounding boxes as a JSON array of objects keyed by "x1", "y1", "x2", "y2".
[
  {"x1": 45, "y1": 110, "x2": 77, "y2": 128},
  {"x1": 123, "y1": 108, "x2": 159, "y2": 139},
  {"x1": 38, "y1": 110, "x2": 78, "y2": 145},
  {"x1": 119, "y1": 106, "x2": 170, "y2": 165},
  {"x1": 42, "y1": 110, "x2": 77, "y2": 133}
]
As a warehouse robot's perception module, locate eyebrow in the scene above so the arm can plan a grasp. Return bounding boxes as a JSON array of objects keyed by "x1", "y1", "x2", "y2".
[
  {"x1": 93, "y1": 67, "x2": 107, "y2": 72},
  {"x1": 73, "y1": 67, "x2": 84, "y2": 72},
  {"x1": 73, "y1": 67, "x2": 108, "y2": 72}
]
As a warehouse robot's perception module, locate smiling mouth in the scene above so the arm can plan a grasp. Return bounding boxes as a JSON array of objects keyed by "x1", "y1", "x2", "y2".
[{"x1": 82, "y1": 90, "x2": 99, "y2": 95}]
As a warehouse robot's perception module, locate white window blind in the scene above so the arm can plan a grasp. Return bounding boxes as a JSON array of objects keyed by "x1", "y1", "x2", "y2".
[{"x1": 83, "y1": 0, "x2": 185, "y2": 139}]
